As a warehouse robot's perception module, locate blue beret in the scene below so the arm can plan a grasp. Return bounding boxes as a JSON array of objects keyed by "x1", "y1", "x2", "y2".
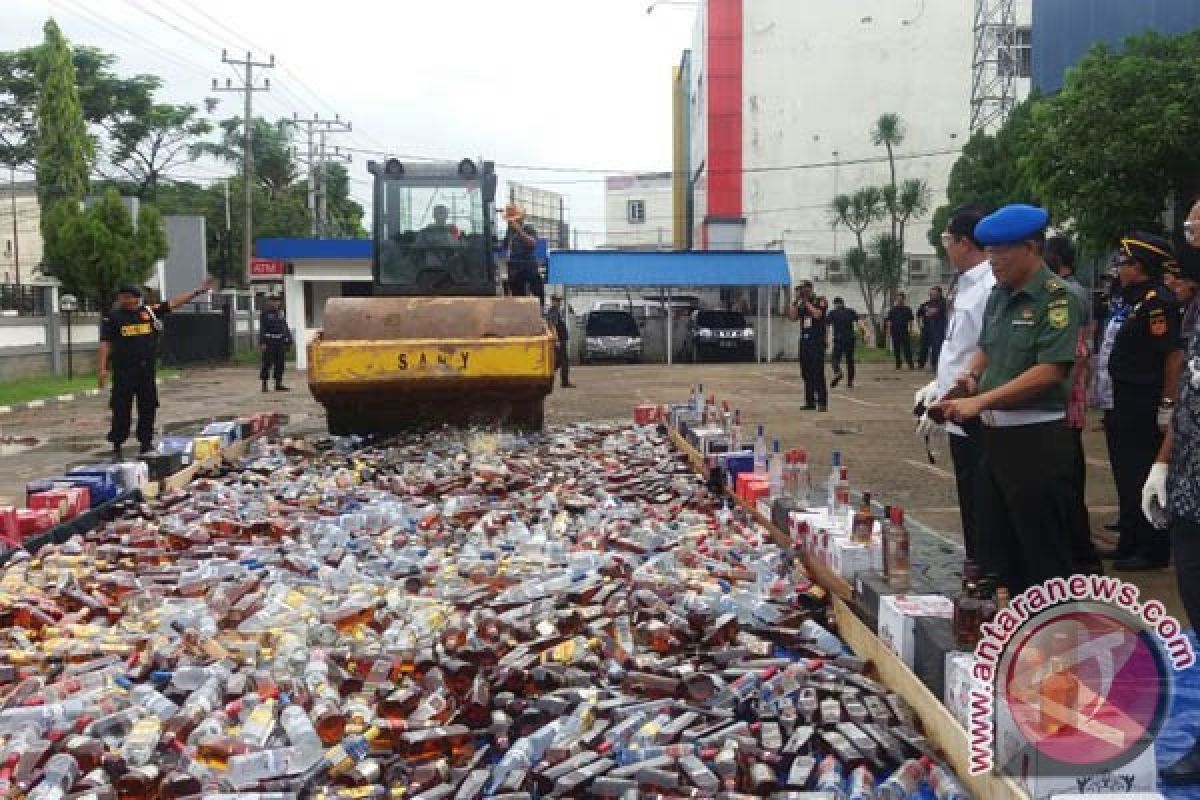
[{"x1": 974, "y1": 204, "x2": 1049, "y2": 247}]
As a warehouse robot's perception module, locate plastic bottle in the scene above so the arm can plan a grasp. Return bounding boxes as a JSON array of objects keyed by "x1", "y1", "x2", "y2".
[
  {"x1": 128, "y1": 683, "x2": 180, "y2": 721},
  {"x1": 119, "y1": 715, "x2": 161, "y2": 767},
  {"x1": 280, "y1": 705, "x2": 324, "y2": 766},
  {"x1": 754, "y1": 425, "x2": 768, "y2": 474},
  {"x1": 800, "y1": 619, "x2": 844, "y2": 656},
  {"x1": 226, "y1": 746, "x2": 302, "y2": 788},
  {"x1": 26, "y1": 753, "x2": 79, "y2": 800}
]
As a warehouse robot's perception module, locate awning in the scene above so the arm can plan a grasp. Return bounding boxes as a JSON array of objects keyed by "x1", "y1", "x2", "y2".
[{"x1": 548, "y1": 250, "x2": 790, "y2": 287}]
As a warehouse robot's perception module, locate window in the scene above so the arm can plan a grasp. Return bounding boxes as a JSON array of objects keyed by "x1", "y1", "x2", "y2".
[
  {"x1": 1002, "y1": 27, "x2": 1032, "y2": 78},
  {"x1": 627, "y1": 200, "x2": 646, "y2": 224},
  {"x1": 3, "y1": 240, "x2": 10, "y2": 257}
]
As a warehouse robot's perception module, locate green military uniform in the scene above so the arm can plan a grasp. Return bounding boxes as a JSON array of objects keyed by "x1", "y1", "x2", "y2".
[{"x1": 974, "y1": 264, "x2": 1084, "y2": 592}]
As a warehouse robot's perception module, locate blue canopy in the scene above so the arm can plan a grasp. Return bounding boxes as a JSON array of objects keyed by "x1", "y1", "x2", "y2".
[{"x1": 548, "y1": 250, "x2": 790, "y2": 287}]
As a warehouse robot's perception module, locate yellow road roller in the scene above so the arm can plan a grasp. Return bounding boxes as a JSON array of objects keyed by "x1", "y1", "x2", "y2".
[{"x1": 307, "y1": 158, "x2": 555, "y2": 433}]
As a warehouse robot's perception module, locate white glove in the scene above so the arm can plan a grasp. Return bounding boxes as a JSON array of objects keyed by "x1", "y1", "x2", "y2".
[
  {"x1": 1142, "y1": 462, "x2": 1170, "y2": 530},
  {"x1": 913, "y1": 380, "x2": 939, "y2": 410},
  {"x1": 916, "y1": 412, "x2": 944, "y2": 440}
]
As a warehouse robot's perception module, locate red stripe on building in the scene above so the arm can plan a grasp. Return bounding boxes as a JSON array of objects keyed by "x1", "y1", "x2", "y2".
[{"x1": 706, "y1": 0, "x2": 742, "y2": 219}]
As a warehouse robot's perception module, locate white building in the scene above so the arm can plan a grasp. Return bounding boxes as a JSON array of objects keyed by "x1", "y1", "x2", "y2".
[
  {"x1": 604, "y1": 172, "x2": 675, "y2": 250},
  {"x1": 685, "y1": 0, "x2": 1032, "y2": 309},
  {"x1": 0, "y1": 181, "x2": 45, "y2": 285}
]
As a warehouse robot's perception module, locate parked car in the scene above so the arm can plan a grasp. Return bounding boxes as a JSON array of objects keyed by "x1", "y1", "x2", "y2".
[
  {"x1": 684, "y1": 309, "x2": 756, "y2": 362},
  {"x1": 580, "y1": 310, "x2": 643, "y2": 364}
]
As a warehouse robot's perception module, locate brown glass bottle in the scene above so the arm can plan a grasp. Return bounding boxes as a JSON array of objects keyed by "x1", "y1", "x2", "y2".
[
  {"x1": 115, "y1": 765, "x2": 162, "y2": 800},
  {"x1": 851, "y1": 493, "x2": 874, "y2": 545},
  {"x1": 953, "y1": 581, "x2": 983, "y2": 648}
]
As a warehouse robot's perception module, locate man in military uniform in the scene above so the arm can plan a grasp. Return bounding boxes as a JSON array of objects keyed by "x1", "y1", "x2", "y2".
[
  {"x1": 544, "y1": 295, "x2": 574, "y2": 389},
  {"x1": 259, "y1": 295, "x2": 294, "y2": 393},
  {"x1": 934, "y1": 205, "x2": 1082, "y2": 593},
  {"x1": 1099, "y1": 233, "x2": 1181, "y2": 570},
  {"x1": 98, "y1": 278, "x2": 214, "y2": 459},
  {"x1": 1144, "y1": 201, "x2": 1200, "y2": 785},
  {"x1": 788, "y1": 281, "x2": 829, "y2": 411}
]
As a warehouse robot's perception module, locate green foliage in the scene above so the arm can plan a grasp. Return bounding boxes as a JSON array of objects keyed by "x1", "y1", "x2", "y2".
[
  {"x1": 1022, "y1": 31, "x2": 1200, "y2": 251},
  {"x1": 196, "y1": 116, "x2": 298, "y2": 195},
  {"x1": 108, "y1": 102, "x2": 212, "y2": 199},
  {"x1": 928, "y1": 97, "x2": 1038, "y2": 254},
  {"x1": 53, "y1": 188, "x2": 168, "y2": 308}
]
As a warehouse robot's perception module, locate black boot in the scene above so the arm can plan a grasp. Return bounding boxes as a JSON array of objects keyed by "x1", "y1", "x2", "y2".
[
  {"x1": 1162, "y1": 740, "x2": 1200, "y2": 785},
  {"x1": 111, "y1": 444, "x2": 124, "y2": 463},
  {"x1": 275, "y1": 383, "x2": 291, "y2": 392},
  {"x1": 262, "y1": 380, "x2": 269, "y2": 393}
]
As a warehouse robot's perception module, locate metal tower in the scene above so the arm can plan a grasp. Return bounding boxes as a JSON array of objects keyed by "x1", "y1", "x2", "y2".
[{"x1": 970, "y1": 0, "x2": 1018, "y2": 133}]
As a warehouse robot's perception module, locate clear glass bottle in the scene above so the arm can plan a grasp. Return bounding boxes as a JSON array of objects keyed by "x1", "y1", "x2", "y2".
[
  {"x1": 768, "y1": 440, "x2": 784, "y2": 497},
  {"x1": 753, "y1": 426, "x2": 768, "y2": 474},
  {"x1": 885, "y1": 506, "x2": 911, "y2": 589}
]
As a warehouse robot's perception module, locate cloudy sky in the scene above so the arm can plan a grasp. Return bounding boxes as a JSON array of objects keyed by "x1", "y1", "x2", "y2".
[{"x1": 4, "y1": 0, "x2": 699, "y2": 245}]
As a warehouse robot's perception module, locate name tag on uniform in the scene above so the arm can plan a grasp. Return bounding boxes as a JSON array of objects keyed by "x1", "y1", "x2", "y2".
[{"x1": 1011, "y1": 319, "x2": 1034, "y2": 327}]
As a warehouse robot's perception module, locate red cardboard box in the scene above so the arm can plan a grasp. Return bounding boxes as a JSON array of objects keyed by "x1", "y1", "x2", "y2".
[
  {"x1": 29, "y1": 489, "x2": 72, "y2": 519},
  {"x1": 634, "y1": 405, "x2": 663, "y2": 425},
  {"x1": 0, "y1": 507, "x2": 18, "y2": 545},
  {"x1": 16, "y1": 508, "x2": 58, "y2": 538}
]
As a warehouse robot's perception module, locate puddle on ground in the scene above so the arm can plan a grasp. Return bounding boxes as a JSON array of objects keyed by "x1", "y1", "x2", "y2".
[{"x1": 0, "y1": 435, "x2": 40, "y2": 456}]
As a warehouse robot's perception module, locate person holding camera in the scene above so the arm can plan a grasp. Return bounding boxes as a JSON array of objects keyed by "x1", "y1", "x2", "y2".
[
  {"x1": 788, "y1": 281, "x2": 829, "y2": 411},
  {"x1": 98, "y1": 277, "x2": 214, "y2": 459}
]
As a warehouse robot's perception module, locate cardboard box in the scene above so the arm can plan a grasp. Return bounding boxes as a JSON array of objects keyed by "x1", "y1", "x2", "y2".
[
  {"x1": 943, "y1": 651, "x2": 976, "y2": 730},
  {"x1": 193, "y1": 437, "x2": 222, "y2": 461},
  {"x1": 830, "y1": 539, "x2": 872, "y2": 581},
  {"x1": 877, "y1": 594, "x2": 955, "y2": 667},
  {"x1": 0, "y1": 507, "x2": 18, "y2": 545},
  {"x1": 633, "y1": 404, "x2": 662, "y2": 425},
  {"x1": 16, "y1": 508, "x2": 58, "y2": 537}
]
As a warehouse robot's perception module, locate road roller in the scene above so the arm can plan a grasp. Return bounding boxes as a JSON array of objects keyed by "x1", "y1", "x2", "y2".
[{"x1": 307, "y1": 158, "x2": 556, "y2": 434}]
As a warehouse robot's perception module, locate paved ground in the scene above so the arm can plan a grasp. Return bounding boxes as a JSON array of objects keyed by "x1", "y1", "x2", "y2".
[{"x1": 0, "y1": 360, "x2": 1183, "y2": 622}]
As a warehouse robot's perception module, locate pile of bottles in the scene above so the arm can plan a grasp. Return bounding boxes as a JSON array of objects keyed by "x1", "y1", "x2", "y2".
[
  {"x1": 681, "y1": 385, "x2": 912, "y2": 591},
  {"x1": 952, "y1": 560, "x2": 1011, "y2": 649},
  {"x1": 0, "y1": 422, "x2": 970, "y2": 799}
]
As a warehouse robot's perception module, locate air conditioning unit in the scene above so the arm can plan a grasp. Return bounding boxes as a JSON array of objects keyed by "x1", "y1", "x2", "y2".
[
  {"x1": 909, "y1": 259, "x2": 930, "y2": 280},
  {"x1": 826, "y1": 259, "x2": 846, "y2": 283}
]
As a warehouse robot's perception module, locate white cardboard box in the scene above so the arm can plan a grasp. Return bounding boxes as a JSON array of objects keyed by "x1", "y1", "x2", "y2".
[
  {"x1": 943, "y1": 651, "x2": 976, "y2": 730},
  {"x1": 831, "y1": 539, "x2": 872, "y2": 581},
  {"x1": 877, "y1": 594, "x2": 955, "y2": 667}
]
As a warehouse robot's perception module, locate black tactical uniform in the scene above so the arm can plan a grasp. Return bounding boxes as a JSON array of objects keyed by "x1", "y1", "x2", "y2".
[
  {"x1": 101, "y1": 300, "x2": 171, "y2": 453},
  {"x1": 797, "y1": 296, "x2": 829, "y2": 411},
  {"x1": 259, "y1": 303, "x2": 294, "y2": 391}
]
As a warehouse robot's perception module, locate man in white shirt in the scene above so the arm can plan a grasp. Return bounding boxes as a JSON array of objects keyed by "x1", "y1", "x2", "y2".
[{"x1": 915, "y1": 206, "x2": 995, "y2": 559}]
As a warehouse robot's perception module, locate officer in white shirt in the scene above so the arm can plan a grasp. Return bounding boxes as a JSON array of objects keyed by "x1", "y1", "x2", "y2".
[{"x1": 914, "y1": 206, "x2": 995, "y2": 559}]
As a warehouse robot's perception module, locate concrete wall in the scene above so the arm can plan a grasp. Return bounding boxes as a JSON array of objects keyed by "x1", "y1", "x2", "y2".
[{"x1": 0, "y1": 313, "x2": 101, "y2": 381}]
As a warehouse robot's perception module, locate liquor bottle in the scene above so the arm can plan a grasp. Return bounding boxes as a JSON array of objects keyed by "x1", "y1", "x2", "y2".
[
  {"x1": 753, "y1": 426, "x2": 768, "y2": 474},
  {"x1": 768, "y1": 440, "x2": 784, "y2": 497},
  {"x1": 953, "y1": 582, "x2": 982, "y2": 648},
  {"x1": 721, "y1": 402, "x2": 733, "y2": 437},
  {"x1": 813, "y1": 755, "x2": 844, "y2": 796},
  {"x1": 120, "y1": 716, "x2": 162, "y2": 767},
  {"x1": 731, "y1": 409, "x2": 743, "y2": 449},
  {"x1": 884, "y1": 506, "x2": 911, "y2": 590},
  {"x1": 847, "y1": 765, "x2": 876, "y2": 800},
  {"x1": 834, "y1": 467, "x2": 851, "y2": 521},
  {"x1": 961, "y1": 560, "x2": 981, "y2": 593},
  {"x1": 851, "y1": 493, "x2": 874, "y2": 545},
  {"x1": 877, "y1": 758, "x2": 926, "y2": 799},
  {"x1": 924, "y1": 758, "x2": 971, "y2": 800},
  {"x1": 995, "y1": 586, "x2": 1011, "y2": 611},
  {"x1": 826, "y1": 451, "x2": 843, "y2": 516},
  {"x1": 1039, "y1": 656, "x2": 1080, "y2": 736},
  {"x1": 113, "y1": 765, "x2": 161, "y2": 800},
  {"x1": 792, "y1": 449, "x2": 811, "y2": 507},
  {"x1": 26, "y1": 753, "x2": 79, "y2": 800}
]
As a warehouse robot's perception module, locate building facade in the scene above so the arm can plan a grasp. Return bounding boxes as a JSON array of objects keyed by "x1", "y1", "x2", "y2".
[
  {"x1": 509, "y1": 181, "x2": 570, "y2": 249},
  {"x1": 680, "y1": 0, "x2": 1033, "y2": 305},
  {"x1": 604, "y1": 172, "x2": 675, "y2": 250},
  {"x1": 0, "y1": 181, "x2": 44, "y2": 285}
]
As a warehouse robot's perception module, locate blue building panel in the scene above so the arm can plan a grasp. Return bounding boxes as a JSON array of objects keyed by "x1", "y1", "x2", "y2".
[
  {"x1": 255, "y1": 238, "x2": 372, "y2": 260},
  {"x1": 548, "y1": 250, "x2": 790, "y2": 287},
  {"x1": 1034, "y1": 0, "x2": 1200, "y2": 93}
]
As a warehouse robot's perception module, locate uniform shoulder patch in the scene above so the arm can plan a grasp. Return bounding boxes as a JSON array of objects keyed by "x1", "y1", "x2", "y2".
[{"x1": 1048, "y1": 304, "x2": 1070, "y2": 329}]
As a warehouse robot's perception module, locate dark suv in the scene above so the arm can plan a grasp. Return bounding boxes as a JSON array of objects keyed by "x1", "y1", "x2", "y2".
[
  {"x1": 581, "y1": 310, "x2": 643, "y2": 364},
  {"x1": 684, "y1": 310, "x2": 756, "y2": 362}
]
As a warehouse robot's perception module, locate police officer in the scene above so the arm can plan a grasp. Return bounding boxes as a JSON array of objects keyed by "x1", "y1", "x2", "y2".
[
  {"x1": 1145, "y1": 201, "x2": 1200, "y2": 785},
  {"x1": 98, "y1": 277, "x2": 214, "y2": 459},
  {"x1": 934, "y1": 205, "x2": 1082, "y2": 593},
  {"x1": 1099, "y1": 233, "x2": 1182, "y2": 570},
  {"x1": 788, "y1": 281, "x2": 828, "y2": 411},
  {"x1": 259, "y1": 295, "x2": 294, "y2": 393},
  {"x1": 545, "y1": 295, "x2": 574, "y2": 389}
]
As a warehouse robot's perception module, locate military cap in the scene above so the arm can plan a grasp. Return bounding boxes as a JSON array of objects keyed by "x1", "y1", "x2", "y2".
[
  {"x1": 116, "y1": 285, "x2": 143, "y2": 297},
  {"x1": 974, "y1": 204, "x2": 1050, "y2": 247},
  {"x1": 1118, "y1": 232, "x2": 1177, "y2": 277}
]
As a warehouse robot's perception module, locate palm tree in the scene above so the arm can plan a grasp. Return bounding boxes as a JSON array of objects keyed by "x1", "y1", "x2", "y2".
[
  {"x1": 872, "y1": 113, "x2": 905, "y2": 240},
  {"x1": 831, "y1": 187, "x2": 885, "y2": 254},
  {"x1": 894, "y1": 178, "x2": 932, "y2": 255}
]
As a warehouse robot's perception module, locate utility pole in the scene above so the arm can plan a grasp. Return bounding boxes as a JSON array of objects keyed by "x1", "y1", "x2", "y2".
[
  {"x1": 213, "y1": 50, "x2": 274, "y2": 282},
  {"x1": 292, "y1": 114, "x2": 350, "y2": 237},
  {"x1": 8, "y1": 168, "x2": 19, "y2": 286}
]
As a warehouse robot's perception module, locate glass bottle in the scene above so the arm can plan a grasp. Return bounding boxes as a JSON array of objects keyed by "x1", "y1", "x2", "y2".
[
  {"x1": 953, "y1": 582, "x2": 982, "y2": 648},
  {"x1": 753, "y1": 426, "x2": 768, "y2": 474},
  {"x1": 884, "y1": 506, "x2": 911, "y2": 590},
  {"x1": 834, "y1": 467, "x2": 851, "y2": 521},
  {"x1": 768, "y1": 440, "x2": 784, "y2": 497},
  {"x1": 851, "y1": 492, "x2": 874, "y2": 545},
  {"x1": 826, "y1": 451, "x2": 843, "y2": 516}
]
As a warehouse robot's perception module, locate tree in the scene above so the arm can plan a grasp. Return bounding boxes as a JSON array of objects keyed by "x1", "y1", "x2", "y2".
[
  {"x1": 35, "y1": 19, "x2": 93, "y2": 276},
  {"x1": 832, "y1": 188, "x2": 888, "y2": 330},
  {"x1": 928, "y1": 97, "x2": 1038, "y2": 254},
  {"x1": 107, "y1": 102, "x2": 212, "y2": 200},
  {"x1": 0, "y1": 37, "x2": 158, "y2": 170},
  {"x1": 894, "y1": 178, "x2": 932, "y2": 261},
  {"x1": 872, "y1": 112, "x2": 904, "y2": 240},
  {"x1": 53, "y1": 188, "x2": 168, "y2": 307},
  {"x1": 321, "y1": 163, "x2": 367, "y2": 238},
  {"x1": 1022, "y1": 31, "x2": 1200, "y2": 251},
  {"x1": 197, "y1": 116, "x2": 298, "y2": 196}
]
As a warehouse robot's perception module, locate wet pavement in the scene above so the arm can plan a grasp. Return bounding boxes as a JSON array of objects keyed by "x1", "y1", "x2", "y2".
[{"x1": 0, "y1": 360, "x2": 1181, "y2": 622}]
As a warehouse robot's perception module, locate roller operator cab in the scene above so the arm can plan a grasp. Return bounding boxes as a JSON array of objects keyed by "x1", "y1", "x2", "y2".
[{"x1": 307, "y1": 158, "x2": 556, "y2": 434}]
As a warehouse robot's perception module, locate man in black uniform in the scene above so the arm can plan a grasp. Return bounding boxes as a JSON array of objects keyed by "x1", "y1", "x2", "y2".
[
  {"x1": 788, "y1": 281, "x2": 829, "y2": 411},
  {"x1": 827, "y1": 297, "x2": 863, "y2": 388},
  {"x1": 544, "y1": 295, "x2": 574, "y2": 389},
  {"x1": 885, "y1": 292, "x2": 916, "y2": 369},
  {"x1": 502, "y1": 204, "x2": 544, "y2": 308},
  {"x1": 916, "y1": 286, "x2": 948, "y2": 370},
  {"x1": 98, "y1": 277, "x2": 214, "y2": 459},
  {"x1": 1102, "y1": 233, "x2": 1183, "y2": 571},
  {"x1": 259, "y1": 294, "x2": 294, "y2": 393}
]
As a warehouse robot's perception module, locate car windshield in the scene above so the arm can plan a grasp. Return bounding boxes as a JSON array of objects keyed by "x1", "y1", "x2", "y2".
[
  {"x1": 586, "y1": 312, "x2": 640, "y2": 337},
  {"x1": 696, "y1": 311, "x2": 748, "y2": 329}
]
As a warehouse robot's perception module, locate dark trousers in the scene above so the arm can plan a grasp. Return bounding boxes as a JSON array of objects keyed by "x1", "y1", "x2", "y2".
[
  {"x1": 919, "y1": 326, "x2": 945, "y2": 370},
  {"x1": 556, "y1": 340, "x2": 571, "y2": 387},
  {"x1": 892, "y1": 333, "x2": 914, "y2": 368},
  {"x1": 260, "y1": 342, "x2": 287, "y2": 384},
  {"x1": 108, "y1": 365, "x2": 158, "y2": 449},
  {"x1": 1067, "y1": 427, "x2": 1101, "y2": 573},
  {"x1": 800, "y1": 345, "x2": 827, "y2": 408},
  {"x1": 948, "y1": 423, "x2": 983, "y2": 560},
  {"x1": 976, "y1": 421, "x2": 1078, "y2": 593},
  {"x1": 1108, "y1": 385, "x2": 1169, "y2": 564},
  {"x1": 831, "y1": 339, "x2": 856, "y2": 386},
  {"x1": 1172, "y1": 519, "x2": 1200, "y2": 630},
  {"x1": 509, "y1": 264, "x2": 545, "y2": 307}
]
